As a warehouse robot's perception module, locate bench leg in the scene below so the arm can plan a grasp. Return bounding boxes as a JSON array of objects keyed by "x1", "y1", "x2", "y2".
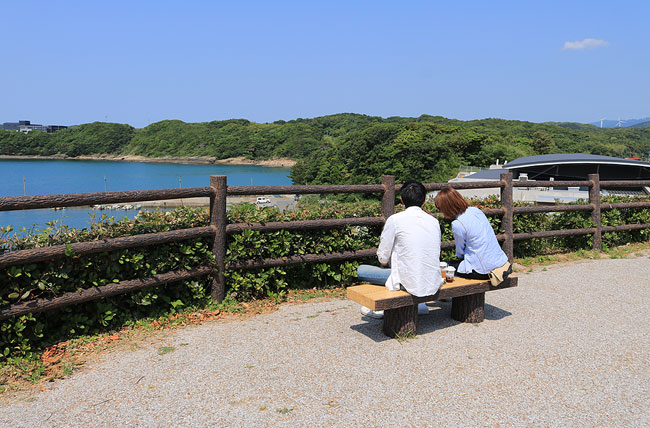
[
  {"x1": 382, "y1": 304, "x2": 418, "y2": 338},
  {"x1": 451, "y1": 292, "x2": 485, "y2": 323}
]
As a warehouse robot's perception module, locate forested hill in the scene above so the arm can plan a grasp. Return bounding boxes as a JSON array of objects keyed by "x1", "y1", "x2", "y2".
[{"x1": 1, "y1": 113, "x2": 649, "y2": 184}]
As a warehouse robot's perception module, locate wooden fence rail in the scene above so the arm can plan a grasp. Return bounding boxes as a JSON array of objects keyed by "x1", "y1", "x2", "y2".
[
  {"x1": 0, "y1": 187, "x2": 214, "y2": 211},
  {"x1": 0, "y1": 226, "x2": 215, "y2": 269},
  {"x1": 1, "y1": 172, "x2": 650, "y2": 320}
]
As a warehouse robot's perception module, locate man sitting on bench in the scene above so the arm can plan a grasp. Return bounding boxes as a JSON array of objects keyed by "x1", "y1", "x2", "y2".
[{"x1": 357, "y1": 180, "x2": 444, "y2": 318}]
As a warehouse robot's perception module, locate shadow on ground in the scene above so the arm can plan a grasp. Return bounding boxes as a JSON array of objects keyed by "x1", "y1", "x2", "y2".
[{"x1": 350, "y1": 302, "x2": 512, "y2": 342}]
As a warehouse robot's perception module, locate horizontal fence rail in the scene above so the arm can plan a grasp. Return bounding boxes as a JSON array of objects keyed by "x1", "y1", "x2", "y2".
[
  {"x1": 601, "y1": 201, "x2": 650, "y2": 210},
  {"x1": 422, "y1": 181, "x2": 504, "y2": 191},
  {"x1": 226, "y1": 217, "x2": 384, "y2": 234},
  {"x1": 227, "y1": 179, "x2": 508, "y2": 196},
  {"x1": 512, "y1": 228, "x2": 596, "y2": 241},
  {"x1": 512, "y1": 179, "x2": 650, "y2": 189},
  {"x1": 513, "y1": 204, "x2": 593, "y2": 214},
  {"x1": 600, "y1": 180, "x2": 650, "y2": 187},
  {"x1": 512, "y1": 180, "x2": 593, "y2": 188},
  {"x1": 0, "y1": 266, "x2": 213, "y2": 320},
  {"x1": 0, "y1": 227, "x2": 215, "y2": 269},
  {"x1": 227, "y1": 184, "x2": 384, "y2": 195},
  {"x1": 602, "y1": 223, "x2": 650, "y2": 233},
  {"x1": 226, "y1": 248, "x2": 379, "y2": 270},
  {"x1": 1, "y1": 172, "x2": 650, "y2": 321},
  {"x1": 0, "y1": 187, "x2": 214, "y2": 211}
]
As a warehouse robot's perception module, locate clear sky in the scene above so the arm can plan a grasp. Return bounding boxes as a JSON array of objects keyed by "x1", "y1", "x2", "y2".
[{"x1": 2, "y1": 0, "x2": 648, "y2": 128}]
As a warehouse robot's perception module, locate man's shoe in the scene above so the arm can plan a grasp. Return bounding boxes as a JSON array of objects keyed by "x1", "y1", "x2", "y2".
[
  {"x1": 360, "y1": 306, "x2": 384, "y2": 319},
  {"x1": 417, "y1": 303, "x2": 429, "y2": 315}
]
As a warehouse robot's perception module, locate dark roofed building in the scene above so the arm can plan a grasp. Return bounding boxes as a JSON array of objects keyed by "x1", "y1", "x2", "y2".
[
  {"x1": 502, "y1": 154, "x2": 650, "y2": 181},
  {"x1": 448, "y1": 154, "x2": 650, "y2": 203}
]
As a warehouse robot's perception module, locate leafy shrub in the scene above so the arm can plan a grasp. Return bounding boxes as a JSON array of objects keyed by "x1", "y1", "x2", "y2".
[
  {"x1": 224, "y1": 200, "x2": 381, "y2": 300},
  {"x1": 548, "y1": 195, "x2": 650, "y2": 250},
  {"x1": 0, "y1": 208, "x2": 213, "y2": 359},
  {"x1": 549, "y1": 200, "x2": 594, "y2": 250},
  {"x1": 599, "y1": 195, "x2": 650, "y2": 247}
]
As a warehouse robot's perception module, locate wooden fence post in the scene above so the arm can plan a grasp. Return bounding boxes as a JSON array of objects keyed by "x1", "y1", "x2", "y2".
[
  {"x1": 500, "y1": 172, "x2": 514, "y2": 260},
  {"x1": 589, "y1": 173, "x2": 602, "y2": 251},
  {"x1": 209, "y1": 175, "x2": 227, "y2": 302},
  {"x1": 381, "y1": 175, "x2": 396, "y2": 220}
]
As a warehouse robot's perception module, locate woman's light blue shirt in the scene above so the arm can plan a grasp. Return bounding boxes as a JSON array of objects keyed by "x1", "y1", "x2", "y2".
[{"x1": 452, "y1": 206, "x2": 508, "y2": 274}]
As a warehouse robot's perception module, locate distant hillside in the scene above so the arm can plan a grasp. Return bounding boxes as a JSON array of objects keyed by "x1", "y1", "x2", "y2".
[
  {"x1": 630, "y1": 120, "x2": 650, "y2": 128},
  {"x1": 544, "y1": 122, "x2": 598, "y2": 131},
  {"x1": 290, "y1": 117, "x2": 650, "y2": 185},
  {"x1": 587, "y1": 117, "x2": 650, "y2": 128},
  {"x1": 2, "y1": 113, "x2": 650, "y2": 184}
]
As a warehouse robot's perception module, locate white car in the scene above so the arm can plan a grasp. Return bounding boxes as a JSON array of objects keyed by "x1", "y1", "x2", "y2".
[{"x1": 255, "y1": 197, "x2": 272, "y2": 207}]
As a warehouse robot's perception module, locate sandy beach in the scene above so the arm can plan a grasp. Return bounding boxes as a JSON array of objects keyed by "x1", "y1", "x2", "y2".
[
  {"x1": 0, "y1": 154, "x2": 296, "y2": 168},
  {"x1": 136, "y1": 195, "x2": 297, "y2": 210}
]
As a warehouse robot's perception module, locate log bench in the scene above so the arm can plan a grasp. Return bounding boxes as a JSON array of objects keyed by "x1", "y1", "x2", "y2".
[{"x1": 347, "y1": 276, "x2": 518, "y2": 338}]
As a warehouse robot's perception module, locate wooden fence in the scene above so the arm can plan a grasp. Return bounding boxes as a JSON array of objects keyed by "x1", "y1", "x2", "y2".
[{"x1": 1, "y1": 173, "x2": 650, "y2": 320}]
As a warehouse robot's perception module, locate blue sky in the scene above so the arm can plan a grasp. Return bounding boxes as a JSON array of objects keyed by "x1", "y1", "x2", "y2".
[{"x1": 2, "y1": 1, "x2": 648, "y2": 128}]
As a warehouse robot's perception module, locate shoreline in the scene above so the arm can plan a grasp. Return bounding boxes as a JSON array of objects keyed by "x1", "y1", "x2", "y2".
[
  {"x1": 44, "y1": 194, "x2": 297, "y2": 209},
  {"x1": 0, "y1": 154, "x2": 296, "y2": 168}
]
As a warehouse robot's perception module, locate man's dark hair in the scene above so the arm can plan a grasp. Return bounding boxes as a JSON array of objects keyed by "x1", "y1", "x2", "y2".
[{"x1": 400, "y1": 180, "x2": 426, "y2": 208}]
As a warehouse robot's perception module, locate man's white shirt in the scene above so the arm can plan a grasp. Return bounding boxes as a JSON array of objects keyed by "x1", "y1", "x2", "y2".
[{"x1": 377, "y1": 206, "x2": 444, "y2": 297}]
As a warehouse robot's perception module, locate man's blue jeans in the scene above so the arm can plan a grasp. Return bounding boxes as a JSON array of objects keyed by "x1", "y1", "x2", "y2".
[{"x1": 357, "y1": 264, "x2": 391, "y2": 286}]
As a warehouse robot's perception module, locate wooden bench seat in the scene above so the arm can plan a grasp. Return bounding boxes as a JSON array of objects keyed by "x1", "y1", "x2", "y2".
[{"x1": 347, "y1": 277, "x2": 517, "y2": 338}]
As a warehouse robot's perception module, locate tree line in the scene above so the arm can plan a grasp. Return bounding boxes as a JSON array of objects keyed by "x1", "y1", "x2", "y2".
[{"x1": 1, "y1": 113, "x2": 649, "y2": 184}]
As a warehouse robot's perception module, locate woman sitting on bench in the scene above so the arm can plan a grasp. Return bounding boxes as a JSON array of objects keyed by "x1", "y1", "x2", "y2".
[{"x1": 435, "y1": 187, "x2": 509, "y2": 280}]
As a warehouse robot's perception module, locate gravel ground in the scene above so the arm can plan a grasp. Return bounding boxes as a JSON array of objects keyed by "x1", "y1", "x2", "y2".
[{"x1": 1, "y1": 256, "x2": 649, "y2": 427}]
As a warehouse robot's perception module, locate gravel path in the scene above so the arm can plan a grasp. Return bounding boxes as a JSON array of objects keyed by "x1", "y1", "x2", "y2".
[{"x1": 1, "y1": 256, "x2": 649, "y2": 427}]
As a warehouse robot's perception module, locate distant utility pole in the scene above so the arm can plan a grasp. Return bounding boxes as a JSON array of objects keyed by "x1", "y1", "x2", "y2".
[
  {"x1": 179, "y1": 176, "x2": 182, "y2": 188},
  {"x1": 23, "y1": 176, "x2": 26, "y2": 196},
  {"x1": 104, "y1": 174, "x2": 107, "y2": 192}
]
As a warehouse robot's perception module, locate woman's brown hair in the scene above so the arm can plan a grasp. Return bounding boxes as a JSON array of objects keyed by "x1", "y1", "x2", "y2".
[{"x1": 434, "y1": 187, "x2": 469, "y2": 219}]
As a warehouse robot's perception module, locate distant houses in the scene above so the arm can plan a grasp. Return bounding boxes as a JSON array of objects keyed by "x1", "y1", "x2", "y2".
[{"x1": 1, "y1": 120, "x2": 67, "y2": 133}]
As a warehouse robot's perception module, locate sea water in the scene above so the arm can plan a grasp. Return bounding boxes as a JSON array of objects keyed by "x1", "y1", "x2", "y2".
[{"x1": 0, "y1": 159, "x2": 292, "y2": 234}]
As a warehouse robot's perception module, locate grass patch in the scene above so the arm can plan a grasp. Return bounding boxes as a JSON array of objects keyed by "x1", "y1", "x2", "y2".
[
  {"x1": 291, "y1": 290, "x2": 327, "y2": 301},
  {"x1": 61, "y1": 363, "x2": 75, "y2": 376},
  {"x1": 395, "y1": 330, "x2": 416, "y2": 343},
  {"x1": 157, "y1": 346, "x2": 175, "y2": 356},
  {"x1": 513, "y1": 241, "x2": 650, "y2": 270},
  {"x1": 276, "y1": 407, "x2": 293, "y2": 414}
]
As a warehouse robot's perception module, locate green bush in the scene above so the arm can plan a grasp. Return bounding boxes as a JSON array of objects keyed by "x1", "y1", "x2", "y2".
[
  {"x1": 550, "y1": 200, "x2": 594, "y2": 250},
  {"x1": 599, "y1": 195, "x2": 650, "y2": 247},
  {"x1": 224, "y1": 200, "x2": 382, "y2": 300},
  {"x1": 0, "y1": 208, "x2": 214, "y2": 359},
  {"x1": 548, "y1": 195, "x2": 650, "y2": 250}
]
